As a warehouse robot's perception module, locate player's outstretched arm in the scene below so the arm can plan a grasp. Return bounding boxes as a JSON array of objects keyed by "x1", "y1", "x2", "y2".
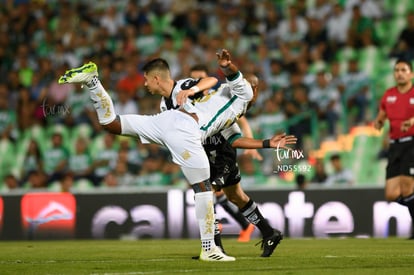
[
  {"x1": 237, "y1": 116, "x2": 263, "y2": 160},
  {"x1": 231, "y1": 133, "x2": 297, "y2": 150},
  {"x1": 176, "y1": 76, "x2": 218, "y2": 106}
]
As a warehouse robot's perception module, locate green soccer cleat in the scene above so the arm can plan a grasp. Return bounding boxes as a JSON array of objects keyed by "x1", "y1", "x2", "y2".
[{"x1": 58, "y1": 62, "x2": 98, "y2": 84}]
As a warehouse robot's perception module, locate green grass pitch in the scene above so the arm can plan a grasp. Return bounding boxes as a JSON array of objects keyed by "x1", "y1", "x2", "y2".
[{"x1": 0, "y1": 238, "x2": 412, "y2": 274}]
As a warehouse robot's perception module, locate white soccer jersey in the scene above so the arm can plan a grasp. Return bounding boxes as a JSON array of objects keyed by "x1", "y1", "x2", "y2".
[
  {"x1": 159, "y1": 78, "x2": 201, "y2": 112},
  {"x1": 160, "y1": 72, "x2": 253, "y2": 142}
]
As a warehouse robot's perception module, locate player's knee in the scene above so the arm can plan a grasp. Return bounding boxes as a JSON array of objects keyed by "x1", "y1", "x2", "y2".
[
  {"x1": 385, "y1": 192, "x2": 399, "y2": 202},
  {"x1": 191, "y1": 179, "x2": 212, "y2": 193}
]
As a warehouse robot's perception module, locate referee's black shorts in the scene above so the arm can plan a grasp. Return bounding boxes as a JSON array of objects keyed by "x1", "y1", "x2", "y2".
[
  {"x1": 386, "y1": 138, "x2": 414, "y2": 179},
  {"x1": 203, "y1": 135, "x2": 241, "y2": 189}
]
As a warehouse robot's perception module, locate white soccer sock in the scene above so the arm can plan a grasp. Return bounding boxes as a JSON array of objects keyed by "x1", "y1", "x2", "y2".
[
  {"x1": 87, "y1": 77, "x2": 116, "y2": 125},
  {"x1": 194, "y1": 191, "x2": 216, "y2": 252}
]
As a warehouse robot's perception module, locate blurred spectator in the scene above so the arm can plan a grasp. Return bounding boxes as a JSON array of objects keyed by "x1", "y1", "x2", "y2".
[
  {"x1": 326, "y1": 3, "x2": 351, "y2": 51},
  {"x1": 124, "y1": 0, "x2": 149, "y2": 29},
  {"x1": 60, "y1": 172, "x2": 74, "y2": 193},
  {"x1": 99, "y1": 5, "x2": 125, "y2": 37},
  {"x1": 139, "y1": 143, "x2": 169, "y2": 176},
  {"x1": 277, "y1": 4, "x2": 308, "y2": 64},
  {"x1": 21, "y1": 139, "x2": 44, "y2": 183},
  {"x1": 17, "y1": 85, "x2": 46, "y2": 131},
  {"x1": 325, "y1": 154, "x2": 354, "y2": 186},
  {"x1": 265, "y1": 59, "x2": 289, "y2": 97},
  {"x1": 284, "y1": 85, "x2": 315, "y2": 148},
  {"x1": 237, "y1": 154, "x2": 267, "y2": 187},
  {"x1": 114, "y1": 162, "x2": 135, "y2": 187},
  {"x1": 338, "y1": 59, "x2": 371, "y2": 124},
  {"x1": 347, "y1": 4, "x2": 378, "y2": 48},
  {"x1": 0, "y1": 83, "x2": 16, "y2": 141},
  {"x1": 304, "y1": 17, "x2": 331, "y2": 63},
  {"x1": 113, "y1": 89, "x2": 139, "y2": 115},
  {"x1": 24, "y1": 170, "x2": 47, "y2": 189},
  {"x1": 390, "y1": 11, "x2": 414, "y2": 61},
  {"x1": 307, "y1": 0, "x2": 332, "y2": 21},
  {"x1": 27, "y1": 72, "x2": 48, "y2": 126},
  {"x1": 42, "y1": 132, "x2": 69, "y2": 184},
  {"x1": 345, "y1": 0, "x2": 384, "y2": 20},
  {"x1": 68, "y1": 136, "x2": 95, "y2": 184},
  {"x1": 327, "y1": 60, "x2": 343, "y2": 89},
  {"x1": 92, "y1": 133, "x2": 118, "y2": 185},
  {"x1": 135, "y1": 21, "x2": 161, "y2": 57},
  {"x1": 309, "y1": 70, "x2": 341, "y2": 137},
  {"x1": 64, "y1": 86, "x2": 97, "y2": 127},
  {"x1": 311, "y1": 158, "x2": 328, "y2": 184},
  {"x1": 116, "y1": 59, "x2": 145, "y2": 99},
  {"x1": 295, "y1": 173, "x2": 308, "y2": 190},
  {"x1": 101, "y1": 171, "x2": 119, "y2": 188},
  {"x1": 2, "y1": 174, "x2": 20, "y2": 192},
  {"x1": 45, "y1": 65, "x2": 74, "y2": 124},
  {"x1": 283, "y1": 67, "x2": 309, "y2": 101},
  {"x1": 120, "y1": 138, "x2": 143, "y2": 175},
  {"x1": 262, "y1": 5, "x2": 281, "y2": 49}
]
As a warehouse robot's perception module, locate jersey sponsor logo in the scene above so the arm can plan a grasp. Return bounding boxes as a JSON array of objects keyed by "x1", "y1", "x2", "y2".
[
  {"x1": 386, "y1": 96, "x2": 397, "y2": 103},
  {"x1": 410, "y1": 98, "x2": 414, "y2": 105}
]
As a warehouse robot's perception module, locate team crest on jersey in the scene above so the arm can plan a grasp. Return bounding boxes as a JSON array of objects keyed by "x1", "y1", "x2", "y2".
[
  {"x1": 386, "y1": 96, "x2": 397, "y2": 103},
  {"x1": 181, "y1": 150, "x2": 191, "y2": 160},
  {"x1": 410, "y1": 98, "x2": 414, "y2": 104}
]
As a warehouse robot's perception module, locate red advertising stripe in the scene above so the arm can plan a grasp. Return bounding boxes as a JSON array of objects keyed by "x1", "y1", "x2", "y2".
[{"x1": 21, "y1": 192, "x2": 76, "y2": 239}]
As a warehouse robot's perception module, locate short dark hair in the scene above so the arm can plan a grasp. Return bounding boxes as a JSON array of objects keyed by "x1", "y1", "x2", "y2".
[
  {"x1": 330, "y1": 153, "x2": 341, "y2": 161},
  {"x1": 142, "y1": 58, "x2": 170, "y2": 73},
  {"x1": 395, "y1": 58, "x2": 413, "y2": 71},
  {"x1": 190, "y1": 64, "x2": 209, "y2": 74}
]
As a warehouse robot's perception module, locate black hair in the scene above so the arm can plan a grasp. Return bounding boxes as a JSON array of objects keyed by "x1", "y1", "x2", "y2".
[
  {"x1": 395, "y1": 58, "x2": 413, "y2": 71},
  {"x1": 142, "y1": 58, "x2": 170, "y2": 73},
  {"x1": 190, "y1": 64, "x2": 209, "y2": 74}
]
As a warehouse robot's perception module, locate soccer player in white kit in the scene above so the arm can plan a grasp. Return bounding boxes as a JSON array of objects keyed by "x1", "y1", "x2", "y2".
[{"x1": 58, "y1": 49, "x2": 291, "y2": 261}]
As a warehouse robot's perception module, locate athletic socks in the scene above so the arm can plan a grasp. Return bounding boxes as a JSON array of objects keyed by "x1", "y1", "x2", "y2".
[
  {"x1": 86, "y1": 76, "x2": 116, "y2": 125},
  {"x1": 240, "y1": 199, "x2": 274, "y2": 238},
  {"x1": 217, "y1": 194, "x2": 250, "y2": 230},
  {"x1": 195, "y1": 191, "x2": 216, "y2": 252}
]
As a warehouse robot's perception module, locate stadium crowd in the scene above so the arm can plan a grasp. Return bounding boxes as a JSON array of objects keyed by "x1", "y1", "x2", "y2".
[{"x1": 0, "y1": 0, "x2": 411, "y2": 191}]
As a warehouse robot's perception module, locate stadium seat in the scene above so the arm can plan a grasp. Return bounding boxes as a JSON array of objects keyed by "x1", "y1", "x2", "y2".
[
  {"x1": 46, "y1": 124, "x2": 70, "y2": 147},
  {"x1": 357, "y1": 46, "x2": 384, "y2": 77}
]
